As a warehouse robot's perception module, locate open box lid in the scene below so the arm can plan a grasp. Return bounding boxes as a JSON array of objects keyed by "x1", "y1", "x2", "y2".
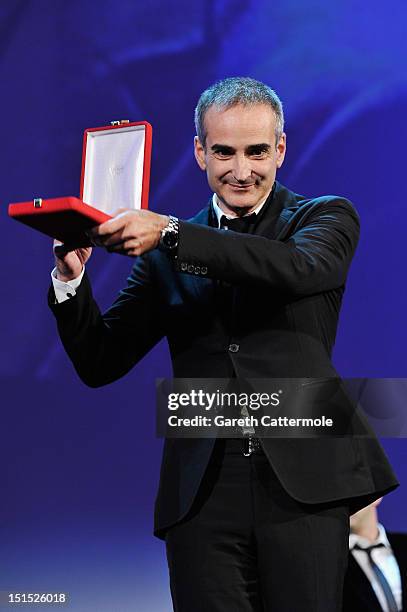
[
  {"x1": 80, "y1": 120, "x2": 152, "y2": 215},
  {"x1": 8, "y1": 119, "x2": 153, "y2": 246}
]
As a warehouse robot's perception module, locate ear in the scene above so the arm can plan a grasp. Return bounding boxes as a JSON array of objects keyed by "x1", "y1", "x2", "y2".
[
  {"x1": 194, "y1": 136, "x2": 207, "y2": 171},
  {"x1": 276, "y1": 132, "x2": 286, "y2": 169}
]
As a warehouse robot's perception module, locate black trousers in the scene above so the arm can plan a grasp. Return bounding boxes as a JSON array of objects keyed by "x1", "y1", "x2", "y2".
[{"x1": 165, "y1": 438, "x2": 350, "y2": 612}]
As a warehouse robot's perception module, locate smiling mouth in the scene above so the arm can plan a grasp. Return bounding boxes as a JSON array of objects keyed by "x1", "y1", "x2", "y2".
[{"x1": 228, "y1": 183, "x2": 255, "y2": 189}]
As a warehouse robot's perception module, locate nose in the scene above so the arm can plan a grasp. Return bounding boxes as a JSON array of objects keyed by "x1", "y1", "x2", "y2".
[{"x1": 231, "y1": 154, "x2": 252, "y2": 182}]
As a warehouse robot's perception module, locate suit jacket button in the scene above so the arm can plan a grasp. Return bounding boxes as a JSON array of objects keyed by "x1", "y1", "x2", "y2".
[
  {"x1": 228, "y1": 343, "x2": 240, "y2": 353},
  {"x1": 194, "y1": 266, "x2": 200, "y2": 274},
  {"x1": 201, "y1": 266, "x2": 208, "y2": 275},
  {"x1": 181, "y1": 263, "x2": 187, "y2": 271},
  {"x1": 188, "y1": 264, "x2": 195, "y2": 273}
]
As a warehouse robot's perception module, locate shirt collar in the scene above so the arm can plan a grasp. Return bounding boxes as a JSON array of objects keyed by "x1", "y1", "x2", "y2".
[
  {"x1": 349, "y1": 523, "x2": 391, "y2": 551},
  {"x1": 211, "y1": 192, "x2": 270, "y2": 228}
]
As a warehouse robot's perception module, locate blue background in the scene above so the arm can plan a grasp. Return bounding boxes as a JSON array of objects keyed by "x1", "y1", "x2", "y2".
[{"x1": 1, "y1": 1, "x2": 407, "y2": 609}]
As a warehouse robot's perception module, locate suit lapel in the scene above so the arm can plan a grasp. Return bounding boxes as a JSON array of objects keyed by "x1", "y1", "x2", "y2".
[
  {"x1": 387, "y1": 533, "x2": 407, "y2": 610},
  {"x1": 186, "y1": 181, "x2": 301, "y2": 237},
  {"x1": 246, "y1": 181, "x2": 302, "y2": 240},
  {"x1": 178, "y1": 181, "x2": 302, "y2": 298},
  {"x1": 347, "y1": 554, "x2": 383, "y2": 611}
]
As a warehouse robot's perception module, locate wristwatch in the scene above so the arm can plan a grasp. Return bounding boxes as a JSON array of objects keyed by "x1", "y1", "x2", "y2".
[{"x1": 159, "y1": 215, "x2": 179, "y2": 253}]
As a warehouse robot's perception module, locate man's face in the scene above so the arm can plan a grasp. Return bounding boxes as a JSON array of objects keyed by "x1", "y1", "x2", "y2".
[{"x1": 194, "y1": 103, "x2": 286, "y2": 214}]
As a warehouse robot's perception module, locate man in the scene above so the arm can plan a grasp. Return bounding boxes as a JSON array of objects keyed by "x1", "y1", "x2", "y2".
[
  {"x1": 50, "y1": 77, "x2": 398, "y2": 611},
  {"x1": 344, "y1": 499, "x2": 407, "y2": 611}
]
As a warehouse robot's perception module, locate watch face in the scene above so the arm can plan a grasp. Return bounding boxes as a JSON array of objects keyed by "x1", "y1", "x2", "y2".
[{"x1": 164, "y1": 231, "x2": 178, "y2": 248}]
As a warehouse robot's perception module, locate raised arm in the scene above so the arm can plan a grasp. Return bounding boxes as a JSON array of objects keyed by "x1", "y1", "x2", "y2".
[
  {"x1": 49, "y1": 253, "x2": 165, "y2": 387},
  {"x1": 175, "y1": 198, "x2": 360, "y2": 296}
]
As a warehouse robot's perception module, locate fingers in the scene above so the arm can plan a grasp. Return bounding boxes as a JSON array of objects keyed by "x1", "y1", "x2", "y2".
[
  {"x1": 84, "y1": 209, "x2": 160, "y2": 257},
  {"x1": 88, "y1": 212, "x2": 143, "y2": 247},
  {"x1": 53, "y1": 242, "x2": 76, "y2": 256},
  {"x1": 106, "y1": 238, "x2": 143, "y2": 256},
  {"x1": 95, "y1": 229, "x2": 126, "y2": 247},
  {"x1": 90, "y1": 210, "x2": 134, "y2": 237},
  {"x1": 53, "y1": 243, "x2": 68, "y2": 255},
  {"x1": 53, "y1": 239, "x2": 65, "y2": 255},
  {"x1": 112, "y1": 207, "x2": 128, "y2": 217}
]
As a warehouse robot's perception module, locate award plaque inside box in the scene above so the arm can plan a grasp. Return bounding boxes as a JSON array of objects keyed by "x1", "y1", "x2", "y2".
[{"x1": 8, "y1": 120, "x2": 152, "y2": 247}]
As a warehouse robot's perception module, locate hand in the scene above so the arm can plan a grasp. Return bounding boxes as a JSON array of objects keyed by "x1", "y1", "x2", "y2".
[
  {"x1": 88, "y1": 208, "x2": 169, "y2": 257},
  {"x1": 53, "y1": 240, "x2": 92, "y2": 282}
]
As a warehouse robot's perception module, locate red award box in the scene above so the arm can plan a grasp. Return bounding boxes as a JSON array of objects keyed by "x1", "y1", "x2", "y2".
[{"x1": 8, "y1": 120, "x2": 152, "y2": 247}]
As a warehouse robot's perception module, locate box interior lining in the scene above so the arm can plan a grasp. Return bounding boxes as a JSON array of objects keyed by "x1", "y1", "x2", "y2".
[{"x1": 83, "y1": 125, "x2": 145, "y2": 215}]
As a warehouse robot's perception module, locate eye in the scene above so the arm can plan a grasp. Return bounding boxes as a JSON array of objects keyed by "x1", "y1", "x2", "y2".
[
  {"x1": 248, "y1": 149, "x2": 268, "y2": 159},
  {"x1": 213, "y1": 149, "x2": 233, "y2": 159}
]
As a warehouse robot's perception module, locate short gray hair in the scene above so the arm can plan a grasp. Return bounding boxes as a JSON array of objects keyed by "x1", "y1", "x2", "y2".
[{"x1": 194, "y1": 77, "x2": 284, "y2": 149}]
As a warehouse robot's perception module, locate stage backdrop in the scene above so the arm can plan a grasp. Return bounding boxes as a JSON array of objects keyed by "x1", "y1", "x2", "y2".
[{"x1": 1, "y1": 1, "x2": 406, "y2": 610}]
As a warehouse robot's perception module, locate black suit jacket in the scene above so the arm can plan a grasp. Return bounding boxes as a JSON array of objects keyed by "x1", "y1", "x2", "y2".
[
  {"x1": 49, "y1": 181, "x2": 399, "y2": 539},
  {"x1": 343, "y1": 532, "x2": 407, "y2": 611}
]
